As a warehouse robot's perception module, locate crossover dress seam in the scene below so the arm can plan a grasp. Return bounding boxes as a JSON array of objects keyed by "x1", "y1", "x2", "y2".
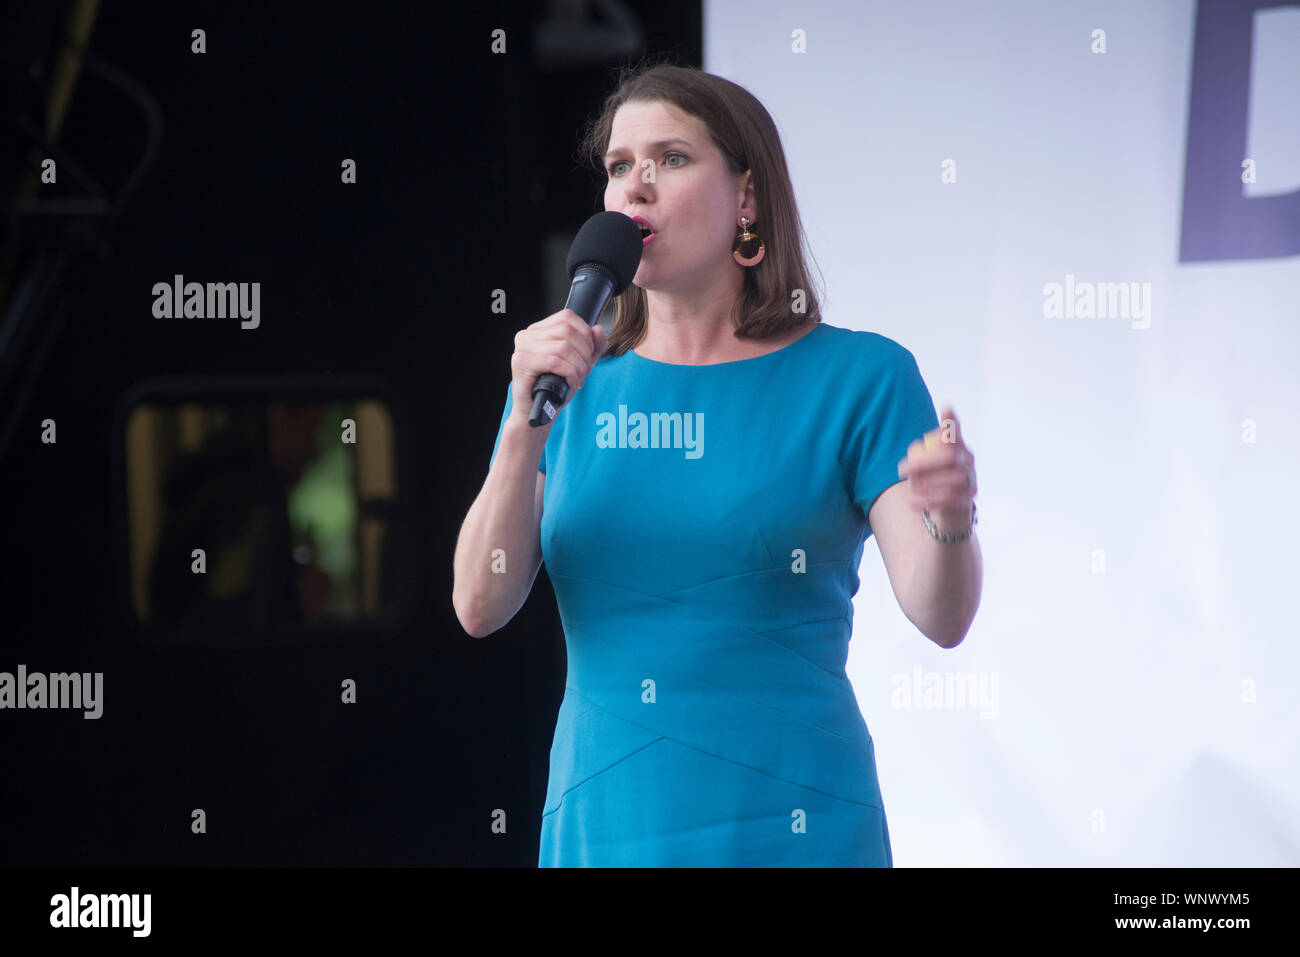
[
  {"x1": 556, "y1": 681, "x2": 886, "y2": 813},
  {"x1": 551, "y1": 568, "x2": 858, "y2": 687},
  {"x1": 541, "y1": 734, "x2": 668, "y2": 819},
  {"x1": 552, "y1": 606, "x2": 869, "y2": 747}
]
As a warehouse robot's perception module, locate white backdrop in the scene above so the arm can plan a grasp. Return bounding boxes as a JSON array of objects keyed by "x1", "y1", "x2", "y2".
[{"x1": 704, "y1": 0, "x2": 1300, "y2": 865}]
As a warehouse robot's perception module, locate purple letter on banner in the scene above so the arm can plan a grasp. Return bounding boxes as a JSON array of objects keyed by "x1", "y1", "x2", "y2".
[{"x1": 1180, "y1": 0, "x2": 1300, "y2": 262}]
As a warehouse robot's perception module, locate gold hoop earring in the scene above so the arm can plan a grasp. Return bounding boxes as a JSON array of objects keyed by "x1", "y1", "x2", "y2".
[{"x1": 732, "y1": 217, "x2": 765, "y2": 267}]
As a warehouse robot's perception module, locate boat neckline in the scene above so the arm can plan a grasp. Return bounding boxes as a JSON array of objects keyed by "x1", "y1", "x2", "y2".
[{"x1": 626, "y1": 321, "x2": 825, "y2": 368}]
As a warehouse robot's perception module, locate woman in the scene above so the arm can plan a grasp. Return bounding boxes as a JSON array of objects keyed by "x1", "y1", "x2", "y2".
[{"x1": 453, "y1": 62, "x2": 982, "y2": 866}]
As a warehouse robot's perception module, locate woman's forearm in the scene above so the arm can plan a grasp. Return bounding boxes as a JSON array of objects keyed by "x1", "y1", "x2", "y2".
[
  {"x1": 904, "y1": 512, "x2": 982, "y2": 648},
  {"x1": 452, "y1": 417, "x2": 549, "y2": 637}
]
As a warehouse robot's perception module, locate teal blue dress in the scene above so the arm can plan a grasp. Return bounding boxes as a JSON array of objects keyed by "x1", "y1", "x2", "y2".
[{"x1": 488, "y1": 321, "x2": 939, "y2": 866}]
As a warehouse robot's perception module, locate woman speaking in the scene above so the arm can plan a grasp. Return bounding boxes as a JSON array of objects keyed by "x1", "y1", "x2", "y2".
[{"x1": 453, "y1": 62, "x2": 982, "y2": 867}]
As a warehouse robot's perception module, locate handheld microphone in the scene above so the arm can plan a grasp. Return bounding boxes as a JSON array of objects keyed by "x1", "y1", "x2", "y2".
[{"x1": 529, "y1": 211, "x2": 644, "y2": 427}]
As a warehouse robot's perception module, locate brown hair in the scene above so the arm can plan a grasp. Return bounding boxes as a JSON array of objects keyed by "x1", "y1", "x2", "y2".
[{"x1": 576, "y1": 57, "x2": 825, "y2": 359}]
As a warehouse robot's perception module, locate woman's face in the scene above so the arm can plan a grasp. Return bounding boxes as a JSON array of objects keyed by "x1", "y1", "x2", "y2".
[{"x1": 603, "y1": 100, "x2": 750, "y2": 293}]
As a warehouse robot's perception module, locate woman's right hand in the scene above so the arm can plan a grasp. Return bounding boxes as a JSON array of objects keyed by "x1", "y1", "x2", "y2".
[{"x1": 509, "y1": 309, "x2": 608, "y2": 427}]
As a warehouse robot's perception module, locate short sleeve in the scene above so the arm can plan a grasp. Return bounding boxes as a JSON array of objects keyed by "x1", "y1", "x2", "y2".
[
  {"x1": 488, "y1": 381, "x2": 546, "y2": 473},
  {"x1": 852, "y1": 345, "x2": 938, "y2": 520}
]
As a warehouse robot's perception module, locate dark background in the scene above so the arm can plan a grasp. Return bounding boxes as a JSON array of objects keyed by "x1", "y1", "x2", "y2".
[{"x1": 0, "y1": 0, "x2": 699, "y2": 865}]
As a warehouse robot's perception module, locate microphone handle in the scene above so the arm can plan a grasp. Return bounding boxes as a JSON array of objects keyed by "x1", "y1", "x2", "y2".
[{"x1": 529, "y1": 264, "x2": 618, "y2": 427}]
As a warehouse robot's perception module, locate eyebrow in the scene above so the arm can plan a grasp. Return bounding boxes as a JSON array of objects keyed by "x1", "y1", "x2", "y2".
[{"x1": 603, "y1": 138, "x2": 693, "y2": 162}]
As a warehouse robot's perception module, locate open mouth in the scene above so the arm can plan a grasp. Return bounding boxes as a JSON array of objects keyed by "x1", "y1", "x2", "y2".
[{"x1": 637, "y1": 224, "x2": 652, "y2": 238}]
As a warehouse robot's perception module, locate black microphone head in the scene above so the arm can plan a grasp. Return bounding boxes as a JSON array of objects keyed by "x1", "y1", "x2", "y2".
[{"x1": 565, "y1": 211, "x2": 644, "y2": 295}]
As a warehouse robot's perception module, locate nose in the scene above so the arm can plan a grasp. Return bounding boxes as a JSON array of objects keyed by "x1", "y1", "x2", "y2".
[{"x1": 620, "y1": 165, "x2": 653, "y2": 207}]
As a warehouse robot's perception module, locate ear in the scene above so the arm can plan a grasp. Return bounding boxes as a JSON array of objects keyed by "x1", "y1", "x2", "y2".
[{"x1": 738, "y1": 169, "x2": 757, "y2": 223}]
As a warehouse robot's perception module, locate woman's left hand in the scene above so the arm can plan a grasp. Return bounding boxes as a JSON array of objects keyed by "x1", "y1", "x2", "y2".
[{"x1": 897, "y1": 405, "x2": 977, "y2": 532}]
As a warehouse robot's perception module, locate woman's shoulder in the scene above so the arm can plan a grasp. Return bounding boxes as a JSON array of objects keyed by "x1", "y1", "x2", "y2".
[{"x1": 813, "y1": 322, "x2": 919, "y2": 370}]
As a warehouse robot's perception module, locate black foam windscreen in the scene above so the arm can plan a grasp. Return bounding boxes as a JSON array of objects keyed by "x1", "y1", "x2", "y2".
[{"x1": 564, "y1": 211, "x2": 645, "y2": 296}]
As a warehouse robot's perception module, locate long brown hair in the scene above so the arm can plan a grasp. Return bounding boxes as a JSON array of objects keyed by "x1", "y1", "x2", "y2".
[{"x1": 577, "y1": 58, "x2": 825, "y2": 359}]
